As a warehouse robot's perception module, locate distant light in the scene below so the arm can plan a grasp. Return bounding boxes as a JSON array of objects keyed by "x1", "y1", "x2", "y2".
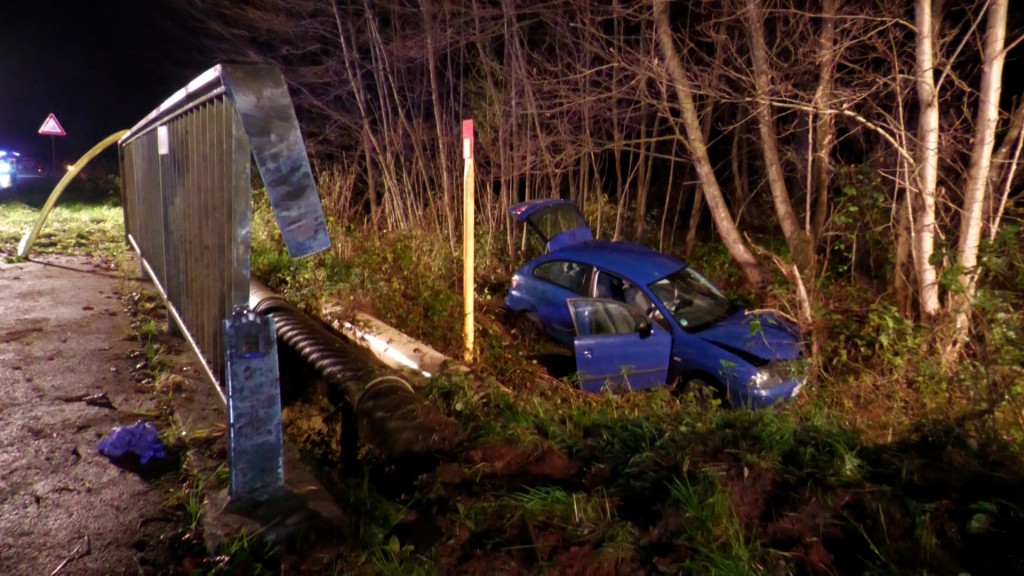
[{"x1": 66, "y1": 164, "x2": 75, "y2": 172}]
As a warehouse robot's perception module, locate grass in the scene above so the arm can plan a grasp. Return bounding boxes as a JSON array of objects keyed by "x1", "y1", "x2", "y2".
[{"x1": 0, "y1": 177, "x2": 125, "y2": 259}]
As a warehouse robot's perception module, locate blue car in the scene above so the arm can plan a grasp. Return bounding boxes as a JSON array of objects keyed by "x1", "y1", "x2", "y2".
[{"x1": 505, "y1": 199, "x2": 806, "y2": 408}]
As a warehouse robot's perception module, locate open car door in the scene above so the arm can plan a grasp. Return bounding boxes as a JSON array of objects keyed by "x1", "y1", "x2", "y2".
[
  {"x1": 509, "y1": 199, "x2": 593, "y2": 252},
  {"x1": 568, "y1": 298, "x2": 671, "y2": 393}
]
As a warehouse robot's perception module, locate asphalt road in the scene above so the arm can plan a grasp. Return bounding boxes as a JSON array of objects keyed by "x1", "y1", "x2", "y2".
[{"x1": 0, "y1": 254, "x2": 206, "y2": 574}]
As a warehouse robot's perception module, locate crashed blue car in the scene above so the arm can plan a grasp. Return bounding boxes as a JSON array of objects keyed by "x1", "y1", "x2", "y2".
[{"x1": 505, "y1": 199, "x2": 806, "y2": 408}]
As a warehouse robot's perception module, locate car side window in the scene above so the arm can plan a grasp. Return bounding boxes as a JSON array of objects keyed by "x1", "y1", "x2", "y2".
[{"x1": 533, "y1": 261, "x2": 592, "y2": 295}]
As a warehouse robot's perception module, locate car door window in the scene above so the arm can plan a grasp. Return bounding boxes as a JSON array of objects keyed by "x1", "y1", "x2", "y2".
[{"x1": 533, "y1": 261, "x2": 592, "y2": 295}]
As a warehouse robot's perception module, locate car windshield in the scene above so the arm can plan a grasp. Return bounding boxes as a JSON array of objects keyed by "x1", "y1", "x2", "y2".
[{"x1": 647, "y1": 267, "x2": 733, "y2": 331}]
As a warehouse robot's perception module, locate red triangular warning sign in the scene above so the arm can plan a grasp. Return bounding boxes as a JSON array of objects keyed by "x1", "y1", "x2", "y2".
[{"x1": 38, "y1": 114, "x2": 66, "y2": 136}]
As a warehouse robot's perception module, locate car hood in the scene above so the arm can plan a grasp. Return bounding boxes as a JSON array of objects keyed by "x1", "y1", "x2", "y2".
[{"x1": 694, "y1": 310, "x2": 803, "y2": 362}]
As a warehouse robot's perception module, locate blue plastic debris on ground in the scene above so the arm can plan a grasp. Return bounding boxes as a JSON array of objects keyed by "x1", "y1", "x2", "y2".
[{"x1": 97, "y1": 420, "x2": 166, "y2": 465}]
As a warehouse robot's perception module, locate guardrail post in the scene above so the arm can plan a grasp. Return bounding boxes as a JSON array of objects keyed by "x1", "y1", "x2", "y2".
[
  {"x1": 156, "y1": 125, "x2": 181, "y2": 337},
  {"x1": 224, "y1": 307, "x2": 284, "y2": 503}
]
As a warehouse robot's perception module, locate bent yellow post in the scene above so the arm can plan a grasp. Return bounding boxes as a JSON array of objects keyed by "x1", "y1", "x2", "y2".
[{"x1": 17, "y1": 129, "x2": 128, "y2": 258}]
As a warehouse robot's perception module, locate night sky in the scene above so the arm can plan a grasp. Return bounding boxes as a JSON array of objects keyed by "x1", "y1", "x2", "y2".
[{"x1": 0, "y1": 0, "x2": 211, "y2": 167}]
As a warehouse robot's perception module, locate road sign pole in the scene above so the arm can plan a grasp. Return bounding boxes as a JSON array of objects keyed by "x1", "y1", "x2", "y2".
[{"x1": 38, "y1": 114, "x2": 68, "y2": 172}]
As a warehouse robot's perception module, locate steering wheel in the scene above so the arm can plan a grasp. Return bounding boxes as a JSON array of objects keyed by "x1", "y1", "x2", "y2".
[{"x1": 672, "y1": 296, "x2": 693, "y2": 317}]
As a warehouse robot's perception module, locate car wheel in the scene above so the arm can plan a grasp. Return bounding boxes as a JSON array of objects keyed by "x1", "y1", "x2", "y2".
[
  {"x1": 511, "y1": 312, "x2": 545, "y2": 347},
  {"x1": 677, "y1": 373, "x2": 729, "y2": 407}
]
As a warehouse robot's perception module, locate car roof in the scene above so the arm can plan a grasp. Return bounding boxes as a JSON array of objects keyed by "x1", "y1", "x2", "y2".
[{"x1": 535, "y1": 240, "x2": 686, "y2": 285}]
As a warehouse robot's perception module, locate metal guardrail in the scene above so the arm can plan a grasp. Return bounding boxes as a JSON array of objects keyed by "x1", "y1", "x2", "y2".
[{"x1": 119, "y1": 64, "x2": 330, "y2": 504}]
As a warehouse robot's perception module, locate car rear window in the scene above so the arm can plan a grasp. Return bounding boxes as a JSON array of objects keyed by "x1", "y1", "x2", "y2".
[{"x1": 534, "y1": 261, "x2": 591, "y2": 295}]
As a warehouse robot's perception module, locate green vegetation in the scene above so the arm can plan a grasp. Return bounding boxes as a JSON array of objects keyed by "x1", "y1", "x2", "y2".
[{"x1": 0, "y1": 175, "x2": 124, "y2": 259}]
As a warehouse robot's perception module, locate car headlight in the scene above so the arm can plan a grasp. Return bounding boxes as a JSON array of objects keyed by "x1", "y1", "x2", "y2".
[
  {"x1": 748, "y1": 359, "x2": 808, "y2": 390},
  {"x1": 0, "y1": 160, "x2": 10, "y2": 174}
]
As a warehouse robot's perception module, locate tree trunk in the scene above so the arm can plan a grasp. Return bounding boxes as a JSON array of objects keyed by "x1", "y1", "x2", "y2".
[
  {"x1": 744, "y1": 0, "x2": 809, "y2": 270},
  {"x1": 683, "y1": 76, "x2": 718, "y2": 257},
  {"x1": 331, "y1": 2, "x2": 378, "y2": 226},
  {"x1": 653, "y1": 0, "x2": 766, "y2": 289},
  {"x1": 811, "y1": 0, "x2": 837, "y2": 245},
  {"x1": 659, "y1": 138, "x2": 680, "y2": 251},
  {"x1": 895, "y1": 193, "x2": 916, "y2": 317},
  {"x1": 912, "y1": 0, "x2": 942, "y2": 321},
  {"x1": 946, "y1": 0, "x2": 1008, "y2": 361},
  {"x1": 683, "y1": 182, "x2": 704, "y2": 257},
  {"x1": 635, "y1": 118, "x2": 659, "y2": 240},
  {"x1": 683, "y1": 28, "x2": 724, "y2": 256},
  {"x1": 732, "y1": 119, "x2": 749, "y2": 227},
  {"x1": 611, "y1": 0, "x2": 626, "y2": 242},
  {"x1": 986, "y1": 102, "x2": 1024, "y2": 236},
  {"x1": 420, "y1": 0, "x2": 456, "y2": 249}
]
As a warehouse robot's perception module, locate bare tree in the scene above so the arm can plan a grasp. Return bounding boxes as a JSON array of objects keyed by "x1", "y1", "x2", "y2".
[
  {"x1": 743, "y1": 0, "x2": 809, "y2": 269},
  {"x1": 653, "y1": 0, "x2": 767, "y2": 289},
  {"x1": 811, "y1": 0, "x2": 837, "y2": 245},
  {"x1": 912, "y1": 0, "x2": 943, "y2": 321},
  {"x1": 947, "y1": 0, "x2": 1009, "y2": 359}
]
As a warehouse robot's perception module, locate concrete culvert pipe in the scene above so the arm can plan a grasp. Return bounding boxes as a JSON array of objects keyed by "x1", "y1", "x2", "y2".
[{"x1": 248, "y1": 280, "x2": 460, "y2": 458}]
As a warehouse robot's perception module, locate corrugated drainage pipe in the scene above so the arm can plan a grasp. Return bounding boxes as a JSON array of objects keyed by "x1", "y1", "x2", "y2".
[
  {"x1": 250, "y1": 279, "x2": 381, "y2": 396},
  {"x1": 249, "y1": 280, "x2": 459, "y2": 458}
]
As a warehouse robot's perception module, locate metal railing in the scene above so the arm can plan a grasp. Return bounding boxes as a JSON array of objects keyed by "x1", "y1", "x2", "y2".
[{"x1": 119, "y1": 64, "x2": 330, "y2": 503}]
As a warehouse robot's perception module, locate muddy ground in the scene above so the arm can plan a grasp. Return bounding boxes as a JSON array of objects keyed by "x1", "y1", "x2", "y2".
[{"x1": 0, "y1": 254, "x2": 222, "y2": 575}]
